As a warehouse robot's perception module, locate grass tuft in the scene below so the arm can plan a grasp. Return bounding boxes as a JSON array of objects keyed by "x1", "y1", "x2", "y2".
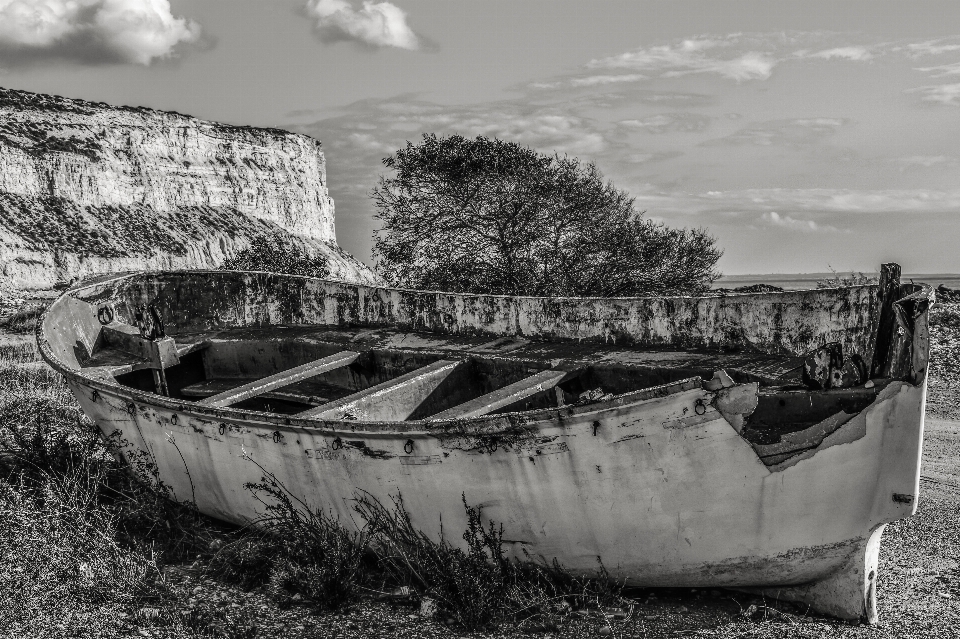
[{"x1": 0, "y1": 302, "x2": 44, "y2": 333}]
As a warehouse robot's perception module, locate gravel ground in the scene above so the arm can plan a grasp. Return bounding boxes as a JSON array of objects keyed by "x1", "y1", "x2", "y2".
[{"x1": 2, "y1": 299, "x2": 958, "y2": 639}]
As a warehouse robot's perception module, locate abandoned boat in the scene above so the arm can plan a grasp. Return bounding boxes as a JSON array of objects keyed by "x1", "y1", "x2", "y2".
[{"x1": 37, "y1": 264, "x2": 933, "y2": 623}]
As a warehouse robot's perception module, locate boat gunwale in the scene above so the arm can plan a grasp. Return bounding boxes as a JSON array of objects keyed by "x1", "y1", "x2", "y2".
[
  {"x1": 36, "y1": 270, "x2": 925, "y2": 439},
  {"x1": 68, "y1": 267, "x2": 882, "y2": 302},
  {"x1": 45, "y1": 356, "x2": 707, "y2": 437}
]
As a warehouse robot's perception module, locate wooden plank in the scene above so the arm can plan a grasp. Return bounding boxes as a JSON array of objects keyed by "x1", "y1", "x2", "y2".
[
  {"x1": 297, "y1": 359, "x2": 461, "y2": 420},
  {"x1": 181, "y1": 379, "x2": 331, "y2": 406},
  {"x1": 100, "y1": 321, "x2": 180, "y2": 369},
  {"x1": 199, "y1": 351, "x2": 359, "y2": 408},
  {"x1": 428, "y1": 369, "x2": 571, "y2": 420}
]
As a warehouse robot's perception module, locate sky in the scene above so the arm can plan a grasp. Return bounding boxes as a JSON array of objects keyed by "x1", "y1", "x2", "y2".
[{"x1": 2, "y1": 1, "x2": 960, "y2": 275}]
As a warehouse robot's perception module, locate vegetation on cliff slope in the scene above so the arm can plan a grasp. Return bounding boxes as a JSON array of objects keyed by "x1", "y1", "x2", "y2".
[{"x1": 220, "y1": 235, "x2": 332, "y2": 279}]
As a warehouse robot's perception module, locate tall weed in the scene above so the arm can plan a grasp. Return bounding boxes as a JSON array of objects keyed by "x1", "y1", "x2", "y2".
[
  {"x1": 208, "y1": 470, "x2": 371, "y2": 610},
  {"x1": 355, "y1": 492, "x2": 626, "y2": 630}
]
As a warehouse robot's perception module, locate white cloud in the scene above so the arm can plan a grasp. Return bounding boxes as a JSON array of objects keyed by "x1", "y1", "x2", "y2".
[
  {"x1": 569, "y1": 73, "x2": 646, "y2": 87},
  {"x1": 685, "y1": 188, "x2": 960, "y2": 215},
  {"x1": 895, "y1": 155, "x2": 956, "y2": 168},
  {"x1": 663, "y1": 51, "x2": 775, "y2": 81},
  {"x1": 704, "y1": 117, "x2": 845, "y2": 146},
  {"x1": 761, "y1": 211, "x2": 840, "y2": 233},
  {"x1": 905, "y1": 39, "x2": 960, "y2": 57},
  {"x1": 305, "y1": 0, "x2": 419, "y2": 50},
  {"x1": 0, "y1": 0, "x2": 201, "y2": 65},
  {"x1": 619, "y1": 112, "x2": 710, "y2": 134},
  {"x1": 346, "y1": 131, "x2": 395, "y2": 154},
  {"x1": 915, "y1": 61, "x2": 960, "y2": 77},
  {"x1": 907, "y1": 82, "x2": 960, "y2": 106},
  {"x1": 588, "y1": 37, "x2": 775, "y2": 82},
  {"x1": 808, "y1": 46, "x2": 873, "y2": 61}
]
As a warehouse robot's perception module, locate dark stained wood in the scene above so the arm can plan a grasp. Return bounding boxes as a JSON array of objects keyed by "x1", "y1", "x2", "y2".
[
  {"x1": 199, "y1": 351, "x2": 359, "y2": 408},
  {"x1": 181, "y1": 379, "x2": 333, "y2": 406},
  {"x1": 870, "y1": 263, "x2": 902, "y2": 377},
  {"x1": 100, "y1": 321, "x2": 180, "y2": 370}
]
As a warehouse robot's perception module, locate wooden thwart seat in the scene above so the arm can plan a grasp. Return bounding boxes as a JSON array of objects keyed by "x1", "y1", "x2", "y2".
[
  {"x1": 297, "y1": 359, "x2": 462, "y2": 421},
  {"x1": 428, "y1": 369, "x2": 572, "y2": 420},
  {"x1": 199, "y1": 350, "x2": 359, "y2": 408},
  {"x1": 180, "y1": 379, "x2": 336, "y2": 407}
]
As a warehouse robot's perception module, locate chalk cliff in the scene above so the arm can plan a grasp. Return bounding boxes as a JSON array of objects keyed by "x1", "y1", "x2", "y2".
[{"x1": 0, "y1": 87, "x2": 378, "y2": 290}]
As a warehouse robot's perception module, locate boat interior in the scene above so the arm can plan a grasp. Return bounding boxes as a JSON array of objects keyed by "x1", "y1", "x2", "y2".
[{"x1": 41, "y1": 267, "x2": 932, "y2": 465}]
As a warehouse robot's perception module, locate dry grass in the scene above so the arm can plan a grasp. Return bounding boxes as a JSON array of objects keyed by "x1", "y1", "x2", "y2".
[
  {"x1": 0, "y1": 342, "x2": 242, "y2": 638},
  {"x1": 1, "y1": 298, "x2": 958, "y2": 638}
]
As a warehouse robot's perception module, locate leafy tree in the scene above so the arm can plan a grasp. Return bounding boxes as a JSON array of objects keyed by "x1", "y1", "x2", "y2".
[
  {"x1": 221, "y1": 234, "x2": 331, "y2": 279},
  {"x1": 372, "y1": 134, "x2": 721, "y2": 297}
]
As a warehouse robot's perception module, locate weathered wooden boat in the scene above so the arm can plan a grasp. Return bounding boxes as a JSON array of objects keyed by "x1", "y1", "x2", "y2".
[{"x1": 37, "y1": 264, "x2": 933, "y2": 623}]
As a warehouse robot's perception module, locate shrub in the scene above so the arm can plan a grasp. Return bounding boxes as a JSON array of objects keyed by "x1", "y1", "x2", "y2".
[{"x1": 221, "y1": 235, "x2": 332, "y2": 279}]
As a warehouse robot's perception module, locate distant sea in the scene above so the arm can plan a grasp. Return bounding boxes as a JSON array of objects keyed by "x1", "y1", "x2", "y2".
[{"x1": 713, "y1": 273, "x2": 960, "y2": 291}]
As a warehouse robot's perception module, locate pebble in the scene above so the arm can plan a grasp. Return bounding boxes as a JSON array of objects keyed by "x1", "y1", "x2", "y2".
[
  {"x1": 419, "y1": 597, "x2": 437, "y2": 619},
  {"x1": 599, "y1": 627, "x2": 613, "y2": 637},
  {"x1": 938, "y1": 591, "x2": 953, "y2": 598}
]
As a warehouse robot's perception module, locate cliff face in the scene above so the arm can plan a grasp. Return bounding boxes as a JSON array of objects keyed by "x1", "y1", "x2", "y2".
[{"x1": 0, "y1": 87, "x2": 378, "y2": 290}]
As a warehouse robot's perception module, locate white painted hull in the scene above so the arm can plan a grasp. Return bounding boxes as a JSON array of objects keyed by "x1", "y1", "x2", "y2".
[
  {"x1": 65, "y1": 373, "x2": 924, "y2": 621},
  {"x1": 39, "y1": 268, "x2": 933, "y2": 623}
]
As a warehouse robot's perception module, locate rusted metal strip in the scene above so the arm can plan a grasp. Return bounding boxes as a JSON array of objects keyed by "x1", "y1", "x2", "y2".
[
  {"x1": 428, "y1": 369, "x2": 572, "y2": 420},
  {"x1": 199, "y1": 350, "x2": 359, "y2": 408}
]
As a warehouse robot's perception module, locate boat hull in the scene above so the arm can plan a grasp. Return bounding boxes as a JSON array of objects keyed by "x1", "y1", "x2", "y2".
[
  {"x1": 66, "y1": 371, "x2": 924, "y2": 622},
  {"x1": 38, "y1": 268, "x2": 932, "y2": 624}
]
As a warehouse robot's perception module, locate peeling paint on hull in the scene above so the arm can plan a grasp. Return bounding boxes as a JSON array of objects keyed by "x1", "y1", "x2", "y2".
[{"x1": 39, "y1": 269, "x2": 931, "y2": 625}]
